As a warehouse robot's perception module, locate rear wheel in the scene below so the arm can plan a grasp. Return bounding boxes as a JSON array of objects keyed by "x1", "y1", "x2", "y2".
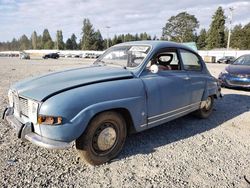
[
  {"x1": 76, "y1": 111, "x2": 127, "y2": 165},
  {"x1": 195, "y1": 96, "x2": 214, "y2": 119}
]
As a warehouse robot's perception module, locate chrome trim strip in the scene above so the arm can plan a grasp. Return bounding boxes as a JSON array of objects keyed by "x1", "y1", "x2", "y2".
[
  {"x1": 149, "y1": 106, "x2": 198, "y2": 125},
  {"x1": 140, "y1": 124, "x2": 147, "y2": 127},
  {"x1": 148, "y1": 102, "x2": 200, "y2": 120}
]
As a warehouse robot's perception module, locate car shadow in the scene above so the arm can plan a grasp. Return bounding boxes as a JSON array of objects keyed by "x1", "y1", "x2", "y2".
[{"x1": 117, "y1": 93, "x2": 250, "y2": 160}]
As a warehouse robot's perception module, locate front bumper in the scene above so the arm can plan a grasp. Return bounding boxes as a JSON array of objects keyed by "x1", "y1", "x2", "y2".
[
  {"x1": 218, "y1": 74, "x2": 250, "y2": 89},
  {"x1": 2, "y1": 107, "x2": 73, "y2": 149}
]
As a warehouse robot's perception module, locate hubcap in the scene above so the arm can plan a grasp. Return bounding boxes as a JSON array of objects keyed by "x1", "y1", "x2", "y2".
[
  {"x1": 204, "y1": 97, "x2": 212, "y2": 110},
  {"x1": 97, "y1": 127, "x2": 117, "y2": 151}
]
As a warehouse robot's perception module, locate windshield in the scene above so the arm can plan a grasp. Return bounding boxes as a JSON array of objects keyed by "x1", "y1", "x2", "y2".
[
  {"x1": 233, "y1": 55, "x2": 250, "y2": 66},
  {"x1": 94, "y1": 45, "x2": 150, "y2": 68}
]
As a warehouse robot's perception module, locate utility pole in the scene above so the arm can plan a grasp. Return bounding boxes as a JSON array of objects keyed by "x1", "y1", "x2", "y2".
[
  {"x1": 105, "y1": 26, "x2": 111, "y2": 49},
  {"x1": 227, "y1": 7, "x2": 234, "y2": 50}
]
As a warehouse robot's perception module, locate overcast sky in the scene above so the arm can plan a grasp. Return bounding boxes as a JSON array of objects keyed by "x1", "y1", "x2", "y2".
[{"x1": 0, "y1": 0, "x2": 250, "y2": 42}]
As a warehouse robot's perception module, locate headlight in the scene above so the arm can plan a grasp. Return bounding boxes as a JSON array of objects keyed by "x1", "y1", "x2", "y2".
[
  {"x1": 28, "y1": 100, "x2": 39, "y2": 123},
  {"x1": 8, "y1": 89, "x2": 14, "y2": 107},
  {"x1": 37, "y1": 115, "x2": 62, "y2": 125}
]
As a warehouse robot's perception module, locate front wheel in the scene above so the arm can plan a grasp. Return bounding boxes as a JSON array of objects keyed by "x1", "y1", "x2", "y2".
[
  {"x1": 194, "y1": 96, "x2": 214, "y2": 119},
  {"x1": 76, "y1": 111, "x2": 127, "y2": 165}
]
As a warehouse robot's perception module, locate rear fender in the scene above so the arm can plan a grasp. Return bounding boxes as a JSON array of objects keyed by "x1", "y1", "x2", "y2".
[{"x1": 201, "y1": 78, "x2": 221, "y2": 101}]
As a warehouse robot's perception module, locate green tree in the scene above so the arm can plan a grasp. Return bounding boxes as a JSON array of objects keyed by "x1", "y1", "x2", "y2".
[
  {"x1": 81, "y1": 18, "x2": 96, "y2": 50},
  {"x1": 206, "y1": 7, "x2": 226, "y2": 49},
  {"x1": 31, "y1": 31, "x2": 38, "y2": 49},
  {"x1": 65, "y1": 38, "x2": 73, "y2": 49},
  {"x1": 93, "y1": 30, "x2": 104, "y2": 50},
  {"x1": 162, "y1": 12, "x2": 199, "y2": 42},
  {"x1": 42, "y1": 29, "x2": 54, "y2": 49},
  {"x1": 37, "y1": 35, "x2": 43, "y2": 49},
  {"x1": 10, "y1": 38, "x2": 19, "y2": 50},
  {"x1": 55, "y1": 30, "x2": 64, "y2": 50},
  {"x1": 124, "y1": 33, "x2": 134, "y2": 42},
  {"x1": 197, "y1": 29, "x2": 207, "y2": 49},
  {"x1": 240, "y1": 23, "x2": 250, "y2": 49},
  {"x1": 140, "y1": 32, "x2": 151, "y2": 40},
  {"x1": 19, "y1": 35, "x2": 30, "y2": 50},
  {"x1": 70, "y1": 34, "x2": 78, "y2": 50}
]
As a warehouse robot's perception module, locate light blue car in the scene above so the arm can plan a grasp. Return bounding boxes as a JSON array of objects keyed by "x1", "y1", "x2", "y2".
[{"x1": 3, "y1": 41, "x2": 221, "y2": 165}]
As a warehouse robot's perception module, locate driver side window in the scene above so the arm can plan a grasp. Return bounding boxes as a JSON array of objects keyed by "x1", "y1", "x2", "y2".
[{"x1": 150, "y1": 49, "x2": 181, "y2": 71}]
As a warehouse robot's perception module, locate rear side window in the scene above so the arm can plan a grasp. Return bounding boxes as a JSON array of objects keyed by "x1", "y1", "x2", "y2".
[{"x1": 180, "y1": 50, "x2": 201, "y2": 71}]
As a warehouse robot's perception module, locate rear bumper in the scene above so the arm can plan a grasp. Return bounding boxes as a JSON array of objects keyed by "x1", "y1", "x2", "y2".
[{"x1": 3, "y1": 107, "x2": 73, "y2": 149}]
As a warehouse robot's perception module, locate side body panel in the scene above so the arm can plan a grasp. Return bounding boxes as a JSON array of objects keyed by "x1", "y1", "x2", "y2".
[
  {"x1": 187, "y1": 70, "x2": 206, "y2": 103},
  {"x1": 140, "y1": 70, "x2": 196, "y2": 128},
  {"x1": 38, "y1": 79, "x2": 147, "y2": 142}
]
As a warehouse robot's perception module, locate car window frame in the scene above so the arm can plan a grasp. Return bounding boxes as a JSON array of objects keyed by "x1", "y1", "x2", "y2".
[
  {"x1": 149, "y1": 47, "x2": 184, "y2": 71},
  {"x1": 177, "y1": 48, "x2": 203, "y2": 72}
]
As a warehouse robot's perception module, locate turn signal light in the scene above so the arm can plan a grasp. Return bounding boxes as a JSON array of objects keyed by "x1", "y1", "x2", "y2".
[{"x1": 38, "y1": 115, "x2": 62, "y2": 125}]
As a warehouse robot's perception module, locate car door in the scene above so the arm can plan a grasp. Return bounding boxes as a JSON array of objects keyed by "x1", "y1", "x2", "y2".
[
  {"x1": 179, "y1": 49, "x2": 206, "y2": 104},
  {"x1": 140, "y1": 48, "x2": 195, "y2": 128}
]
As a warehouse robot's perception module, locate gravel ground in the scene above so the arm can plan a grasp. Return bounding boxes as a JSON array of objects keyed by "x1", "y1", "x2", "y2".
[{"x1": 0, "y1": 58, "x2": 250, "y2": 187}]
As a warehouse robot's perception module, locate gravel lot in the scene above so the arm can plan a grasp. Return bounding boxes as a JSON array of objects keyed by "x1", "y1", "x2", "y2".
[{"x1": 0, "y1": 58, "x2": 250, "y2": 187}]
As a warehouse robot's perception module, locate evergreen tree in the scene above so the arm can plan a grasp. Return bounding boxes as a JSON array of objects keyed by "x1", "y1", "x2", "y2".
[
  {"x1": 31, "y1": 31, "x2": 38, "y2": 49},
  {"x1": 55, "y1": 30, "x2": 64, "y2": 50},
  {"x1": 37, "y1": 35, "x2": 43, "y2": 49},
  {"x1": 81, "y1": 18, "x2": 96, "y2": 50},
  {"x1": 10, "y1": 38, "x2": 19, "y2": 50},
  {"x1": 241, "y1": 23, "x2": 250, "y2": 50},
  {"x1": 19, "y1": 35, "x2": 30, "y2": 50},
  {"x1": 116, "y1": 35, "x2": 123, "y2": 44},
  {"x1": 162, "y1": 12, "x2": 199, "y2": 42},
  {"x1": 206, "y1": 7, "x2": 226, "y2": 49},
  {"x1": 70, "y1": 34, "x2": 78, "y2": 50},
  {"x1": 197, "y1": 29, "x2": 207, "y2": 49},
  {"x1": 112, "y1": 35, "x2": 118, "y2": 45},
  {"x1": 65, "y1": 38, "x2": 73, "y2": 49},
  {"x1": 135, "y1": 33, "x2": 139, "y2": 41},
  {"x1": 42, "y1": 29, "x2": 54, "y2": 49},
  {"x1": 93, "y1": 30, "x2": 104, "y2": 50}
]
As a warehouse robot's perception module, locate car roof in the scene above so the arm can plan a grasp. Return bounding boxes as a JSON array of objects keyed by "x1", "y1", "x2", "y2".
[{"x1": 114, "y1": 40, "x2": 197, "y2": 54}]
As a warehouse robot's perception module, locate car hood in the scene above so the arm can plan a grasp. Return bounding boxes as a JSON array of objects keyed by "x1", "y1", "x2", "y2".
[
  {"x1": 12, "y1": 66, "x2": 134, "y2": 101},
  {"x1": 226, "y1": 65, "x2": 250, "y2": 75}
]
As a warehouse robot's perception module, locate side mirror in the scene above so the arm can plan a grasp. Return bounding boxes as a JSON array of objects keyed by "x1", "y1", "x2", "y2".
[{"x1": 150, "y1": 64, "x2": 159, "y2": 74}]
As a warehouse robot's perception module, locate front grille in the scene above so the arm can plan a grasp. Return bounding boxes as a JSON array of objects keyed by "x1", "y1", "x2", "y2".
[
  {"x1": 13, "y1": 93, "x2": 20, "y2": 113},
  {"x1": 13, "y1": 92, "x2": 29, "y2": 117},
  {"x1": 19, "y1": 97, "x2": 28, "y2": 117}
]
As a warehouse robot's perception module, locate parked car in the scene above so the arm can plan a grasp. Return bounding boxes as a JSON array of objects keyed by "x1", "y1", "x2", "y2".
[
  {"x1": 85, "y1": 53, "x2": 99, "y2": 58},
  {"x1": 3, "y1": 41, "x2": 221, "y2": 165},
  {"x1": 79, "y1": 53, "x2": 87, "y2": 58},
  {"x1": 217, "y1": 56, "x2": 235, "y2": 64},
  {"x1": 58, "y1": 53, "x2": 65, "y2": 58},
  {"x1": 42, "y1": 53, "x2": 59, "y2": 59},
  {"x1": 218, "y1": 54, "x2": 250, "y2": 89},
  {"x1": 64, "y1": 54, "x2": 72, "y2": 58},
  {"x1": 19, "y1": 52, "x2": 30, "y2": 60}
]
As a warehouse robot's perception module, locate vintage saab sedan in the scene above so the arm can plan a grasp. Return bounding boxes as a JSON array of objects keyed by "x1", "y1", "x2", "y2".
[{"x1": 3, "y1": 41, "x2": 221, "y2": 165}]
